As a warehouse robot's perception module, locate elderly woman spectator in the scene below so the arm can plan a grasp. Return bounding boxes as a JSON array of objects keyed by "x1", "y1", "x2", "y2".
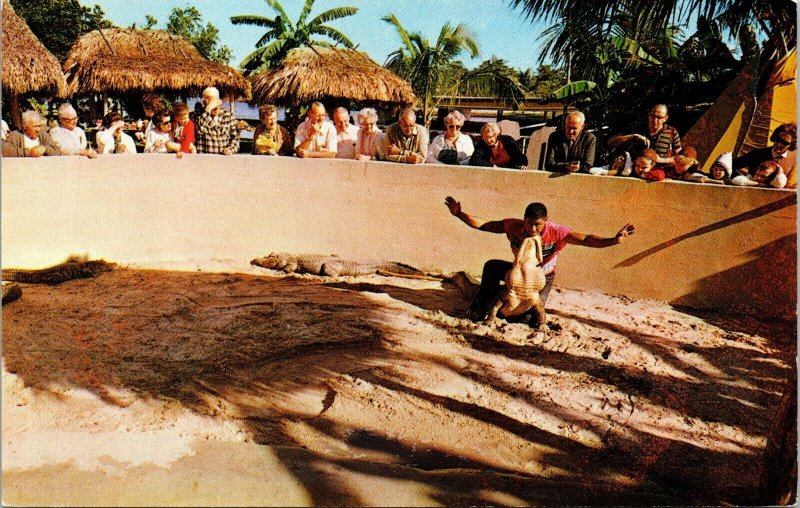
[
  {"x1": 252, "y1": 104, "x2": 292, "y2": 156},
  {"x1": 469, "y1": 122, "x2": 528, "y2": 169},
  {"x1": 172, "y1": 102, "x2": 196, "y2": 154},
  {"x1": 354, "y1": 107, "x2": 384, "y2": 161},
  {"x1": 2, "y1": 110, "x2": 60, "y2": 157},
  {"x1": 49, "y1": 103, "x2": 97, "y2": 158},
  {"x1": 733, "y1": 123, "x2": 797, "y2": 189},
  {"x1": 96, "y1": 112, "x2": 137, "y2": 154},
  {"x1": 426, "y1": 110, "x2": 474, "y2": 165},
  {"x1": 144, "y1": 109, "x2": 181, "y2": 154}
]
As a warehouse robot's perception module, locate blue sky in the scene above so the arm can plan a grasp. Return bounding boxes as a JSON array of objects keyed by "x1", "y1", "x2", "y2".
[{"x1": 88, "y1": 0, "x2": 554, "y2": 71}]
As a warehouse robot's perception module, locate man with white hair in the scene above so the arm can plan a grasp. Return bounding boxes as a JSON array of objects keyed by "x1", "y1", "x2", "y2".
[
  {"x1": 294, "y1": 102, "x2": 337, "y2": 158},
  {"x1": 2, "y1": 110, "x2": 61, "y2": 157},
  {"x1": 49, "y1": 103, "x2": 97, "y2": 158},
  {"x1": 545, "y1": 111, "x2": 596, "y2": 173},
  {"x1": 384, "y1": 108, "x2": 428, "y2": 164},
  {"x1": 332, "y1": 107, "x2": 358, "y2": 159},
  {"x1": 195, "y1": 86, "x2": 239, "y2": 155}
]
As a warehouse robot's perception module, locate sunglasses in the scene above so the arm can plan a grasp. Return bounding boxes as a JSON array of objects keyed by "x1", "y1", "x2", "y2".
[
  {"x1": 774, "y1": 138, "x2": 793, "y2": 147},
  {"x1": 446, "y1": 124, "x2": 462, "y2": 129},
  {"x1": 61, "y1": 117, "x2": 78, "y2": 122}
]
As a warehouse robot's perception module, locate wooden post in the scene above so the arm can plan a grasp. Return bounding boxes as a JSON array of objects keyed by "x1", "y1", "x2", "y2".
[{"x1": 228, "y1": 94, "x2": 235, "y2": 116}]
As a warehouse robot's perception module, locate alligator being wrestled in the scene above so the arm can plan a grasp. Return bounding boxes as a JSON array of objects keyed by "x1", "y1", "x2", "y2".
[
  {"x1": 251, "y1": 253, "x2": 427, "y2": 278},
  {"x1": 3, "y1": 257, "x2": 115, "y2": 285},
  {"x1": 485, "y1": 233, "x2": 548, "y2": 332}
]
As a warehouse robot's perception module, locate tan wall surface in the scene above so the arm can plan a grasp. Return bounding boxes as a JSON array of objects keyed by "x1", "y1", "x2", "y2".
[{"x1": 2, "y1": 154, "x2": 796, "y2": 318}]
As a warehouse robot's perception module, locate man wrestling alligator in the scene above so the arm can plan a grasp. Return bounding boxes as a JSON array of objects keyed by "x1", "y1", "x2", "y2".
[{"x1": 444, "y1": 196, "x2": 635, "y2": 329}]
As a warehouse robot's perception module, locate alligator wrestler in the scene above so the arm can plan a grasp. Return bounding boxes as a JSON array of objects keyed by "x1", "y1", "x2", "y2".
[{"x1": 444, "y1": 196, "x2": 635, "y2": 329}]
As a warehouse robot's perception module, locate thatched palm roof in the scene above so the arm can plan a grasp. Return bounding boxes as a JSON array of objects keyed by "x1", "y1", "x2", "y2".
[
  {"x1": 63, "y1": 28, "x2": 250, "y2": 99},
  {"x1": 1, "y1": 0, "x2": 68, "y2": 97},
  {"x1": 251, "y1": 47, "x2": 416, "y2": 106}
]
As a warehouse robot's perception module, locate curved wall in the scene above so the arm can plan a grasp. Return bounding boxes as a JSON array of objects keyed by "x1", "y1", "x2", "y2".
[{"x1": 2, "y1": 155, "x2": 796, "y2": 318}]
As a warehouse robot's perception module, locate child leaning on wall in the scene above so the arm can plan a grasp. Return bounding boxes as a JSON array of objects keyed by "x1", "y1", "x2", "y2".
[{"x1": 686, "y1": 152, "x2": 731, "y2": 185}]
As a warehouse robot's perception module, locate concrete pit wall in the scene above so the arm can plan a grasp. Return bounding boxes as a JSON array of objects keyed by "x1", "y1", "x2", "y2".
[{"x1": 2, "y1": 155, "x2": 796, "y2": 319}]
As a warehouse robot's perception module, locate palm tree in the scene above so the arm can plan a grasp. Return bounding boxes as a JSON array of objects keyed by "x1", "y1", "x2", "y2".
[
  {"x1": 383, "y1": 14, "x2": 526, "y2": 128},
  {"x1": 231, "y1": 0, "x2": 358, "y2": 75},
  {"x1": 509, "y1": 0, "x2": 795, "y2": 55}
]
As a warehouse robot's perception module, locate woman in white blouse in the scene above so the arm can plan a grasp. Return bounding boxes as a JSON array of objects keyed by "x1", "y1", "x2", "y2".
[
  {"x1": 354, "y1": 107, "x2": 385, "y2": 161},
  {"x1": 144, "y1": 109, "x2": 181, "y2": 154},
  {"x1": 426, "y1": 110, "x2": 474, "y2": 165},
  {"x1": 96, "y1": 112, "x2": 137, "y2": 154}
]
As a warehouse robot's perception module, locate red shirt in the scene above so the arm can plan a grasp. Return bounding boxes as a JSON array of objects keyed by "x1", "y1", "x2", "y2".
[
  {"x1": 503, "y1": 219, "x2": 571, "y2": 275},
  {"x1": 178, "y1": 120, "x2": 196, "y2": 153},
  {"x1": 490, "y1": 140, "x2": 512, "y2": 167}
]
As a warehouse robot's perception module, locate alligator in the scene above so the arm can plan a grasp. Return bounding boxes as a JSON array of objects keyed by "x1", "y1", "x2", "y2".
[
  {"x1": 3, "y1": 257, "x2": 115, "y2": 285},
  {"x1": 251, "y1": 253, "x2": 427, "y2": 278},
  {"x1": 485, "y1": 233, "x2": 548, "y2": 331}
]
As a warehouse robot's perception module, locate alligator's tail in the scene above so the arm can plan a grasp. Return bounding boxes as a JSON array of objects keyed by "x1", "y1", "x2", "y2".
[{"x1": 376, "y1": 262, "x2": 426, "y2": 276}]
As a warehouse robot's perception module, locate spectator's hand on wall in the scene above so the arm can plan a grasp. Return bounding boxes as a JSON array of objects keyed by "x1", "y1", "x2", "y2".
[{"x1": 28, "y1": 146, "x2": 46, "y2": 157}]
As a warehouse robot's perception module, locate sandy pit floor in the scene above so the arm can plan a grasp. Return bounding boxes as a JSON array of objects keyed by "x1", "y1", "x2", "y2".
[{"x1": 2, "y1": 265, "x2": 795, "y2": 506}]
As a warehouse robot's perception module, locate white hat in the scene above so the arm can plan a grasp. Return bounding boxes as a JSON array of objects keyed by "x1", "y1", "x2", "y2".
[
  {"x1": 713, "y1": 152, "x2": 733, "y2": 178},
  {"x1": 621, "y1": 152, "x2": 633, "y2": 176}
]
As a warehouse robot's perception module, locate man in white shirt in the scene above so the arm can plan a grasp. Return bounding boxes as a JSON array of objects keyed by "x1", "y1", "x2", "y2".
[
  {"x1": 49, "y1": 103, "x2": 97, "y2": 158},
  {"x1": 333, "y1": 107, "x2": 359, "y2": 159},
  {"x1": 2, "y1": 110, "x2": 61, "y2": 157},
  {"x1": 294, "y1": 102, "x2": 337, "y2": 158}
]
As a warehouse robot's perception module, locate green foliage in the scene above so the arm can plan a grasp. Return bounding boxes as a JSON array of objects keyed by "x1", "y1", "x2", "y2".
[
  {"x1": 547, "y1": 80, "x2": 597, "y2": 100},
  {"x1": 384, "y1": 13, "x2": 506, "y2": 127},
  {"x1": 231, "y1": 0, "x2": 359, "y2": 75},
  {"x1": 164, "y1": 7, "x2": 233, "y2": 64},
  {"x1": 518, "y1": 64, "x2": 567, "y2": 96},
  {"x1": 10, "y1": 0, "x2": 113, "y2": 61},
  {"x1": 143, "y1": 15, "x2": 158, "y2": 30}
]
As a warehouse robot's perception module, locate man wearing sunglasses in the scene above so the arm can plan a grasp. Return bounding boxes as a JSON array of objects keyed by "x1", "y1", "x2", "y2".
[
  {"x1": 733, "y1": 123, "x2": 797, "y2": 189},
  {"x1": 49, "y1": 103, "x2": 97, "y2": 159},
  {"x1": 608, "y1": 104, "x2": 682, "y2": 165}
]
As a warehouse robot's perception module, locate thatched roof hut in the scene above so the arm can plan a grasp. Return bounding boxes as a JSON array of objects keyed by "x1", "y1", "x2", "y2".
[
  {"x1": 63, "y1": 28, "x2": 250, "y2": 99},
  {"x1": 251, "y1": 47, "x2": 416, "y2": 107},
  {"x1": 2, "y1": 0, "x2": 68, "y2": 126}
]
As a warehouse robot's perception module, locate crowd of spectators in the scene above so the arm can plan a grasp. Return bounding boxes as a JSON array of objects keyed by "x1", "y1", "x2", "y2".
[{"x1": 2, "y1": 92, "x2": 795, "y2": 190}]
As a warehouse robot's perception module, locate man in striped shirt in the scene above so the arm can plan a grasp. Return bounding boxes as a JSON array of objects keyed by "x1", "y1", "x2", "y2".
[
  {"x1": 608, "y1": 104, "x2": 682, "y2": 166},
  {"x1": 195, "y1": 87, "x2": 239, "y2": 155},
  {"x1": 445, "y1": 196, "x2": 635, "y2": 328}
]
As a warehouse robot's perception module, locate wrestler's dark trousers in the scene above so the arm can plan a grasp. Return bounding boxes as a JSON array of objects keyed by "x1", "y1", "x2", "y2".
[{"x1": 469, "y1": 259, "x2": 555, "y2": 326}]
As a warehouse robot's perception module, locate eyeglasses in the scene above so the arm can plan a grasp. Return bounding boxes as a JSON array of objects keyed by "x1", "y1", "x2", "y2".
[
  {"x1": 648, "y1": 113, "x2": 667, "y2": 120},
  {"x1": 446, "y1": 124, "x2": 462, "y2": 130},
  {"x1": 161, "y1": 120, "x2": 172, "y2": 126},
  {"x1": 61, "y1": 117, "x2": 78, "y2": 123},
  {"x1": 774, "y1": 138, "x2": 793, "y2": 147}
]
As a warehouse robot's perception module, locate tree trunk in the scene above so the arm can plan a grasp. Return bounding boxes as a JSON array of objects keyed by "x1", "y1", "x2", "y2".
[
  {"x1": 758, "y1": 364, "x2": 797, "y2": 505},
  {"x1": 9, "y1": 94, "x2": 22, "y2": 130}
]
